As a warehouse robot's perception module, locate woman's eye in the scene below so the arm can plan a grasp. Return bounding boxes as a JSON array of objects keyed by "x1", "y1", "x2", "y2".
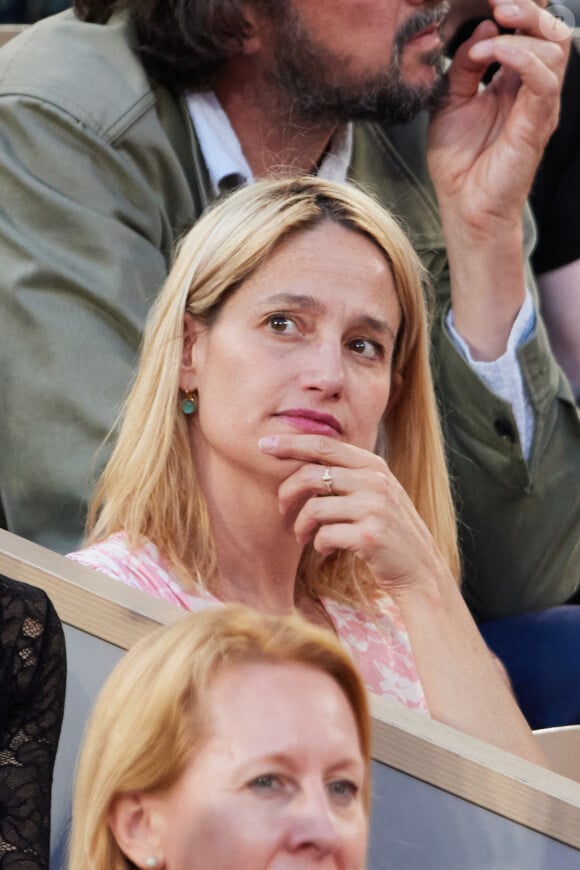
[
  {"x1": 267, "y1": 314, "x2": 296, "y2": 334},
  {"x1": 249, "y1": 773, "x2": 284, "y2": 793},
  {"x1": 348, "y1": 338, "x2": 384, "y2": 359},
  {"x1": 327, "y1": 779, "x2": 359, "y2": 805}
]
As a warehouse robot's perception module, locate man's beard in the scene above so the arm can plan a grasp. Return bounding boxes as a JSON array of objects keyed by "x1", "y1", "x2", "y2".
[{"x1": 267, "y1": 3, "x2": 450, "y2": 126}]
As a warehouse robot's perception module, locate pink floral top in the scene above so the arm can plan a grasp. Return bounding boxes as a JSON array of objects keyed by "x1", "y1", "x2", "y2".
[{"x1": 68, "y1": 532, "x2": 428, "y2": 715}]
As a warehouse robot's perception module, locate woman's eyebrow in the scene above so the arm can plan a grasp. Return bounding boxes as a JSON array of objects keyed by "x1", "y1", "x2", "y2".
[
  {"x1": 261, "y1": 294, "x2": 396, "y2": 340},
  {"x1": 352, "y1": 315, "x2": 397, "y2": 343},
  {"x1": 262, "y1": 293, "x2": 327, "y2": 313}
]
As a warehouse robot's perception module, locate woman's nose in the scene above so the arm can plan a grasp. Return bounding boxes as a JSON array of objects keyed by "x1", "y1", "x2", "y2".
[
  {"x1": 301, "y1": 341, "x2": 345, "y2": 398},
  {"x1": 284, "y1": 787, "x2": 340, "y2": 856}
]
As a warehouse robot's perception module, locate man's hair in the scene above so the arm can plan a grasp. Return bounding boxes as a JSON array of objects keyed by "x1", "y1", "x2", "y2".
[
  {"x1": 69, "y1": 605, "x2": 371, "y2": 870},
  {"x1": 85, "y1": 175, "x2": 460, "y2": 603},
  {"x1": 73, "y1": 0, "x2": 280, "y2": 91}
]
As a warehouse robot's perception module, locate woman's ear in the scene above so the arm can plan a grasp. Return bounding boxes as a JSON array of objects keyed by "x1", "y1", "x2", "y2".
[
  {"x1": 108, "y1": 793, "x2": 166, "y2": 870},
  {"x1": 180, "y1": 312, "x2": 202, "y2": 392}
]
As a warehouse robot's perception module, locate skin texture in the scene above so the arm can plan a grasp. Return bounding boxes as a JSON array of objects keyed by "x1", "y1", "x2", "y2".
[
  {"x1": 441, "y1": 0, "x2": 579, "y2": 384},
  {"x1": 180, "y1": 222, "x2": 402, "y2": 614},
  {"x1": 109, "y1": 662, "x2": 368, "y2": 870},
  {"x1": 217, "y1": 0, "x2": 450, "y2": 175},
  {"x1": 184, "y1": 222, "x2": 400, "y2": 493},
  {"x1": 218, "y1": 0, "x2": 570, "y2": 359},
  {"x1": 265, "y1": 0, "x2": 447, "y2": 96},
  {"x1": 427, "y1": 0, "x2": 570, "y2": 357},
  {"x1": 255, "y1": 0, "x2": 449, "y2": 124},
  {"x1": 177, "y1": 222, "x2": 547, "y2": 764}
]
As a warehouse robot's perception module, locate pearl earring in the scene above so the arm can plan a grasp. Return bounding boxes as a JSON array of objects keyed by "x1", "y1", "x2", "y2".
[{"x1": 145, "y1": 858, "x2": 159, "y2": 868}]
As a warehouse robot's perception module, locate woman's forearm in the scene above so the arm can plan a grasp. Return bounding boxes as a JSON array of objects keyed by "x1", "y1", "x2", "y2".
[{"x1": 393, "y1": 571, "x2": 548, "y2": 766}]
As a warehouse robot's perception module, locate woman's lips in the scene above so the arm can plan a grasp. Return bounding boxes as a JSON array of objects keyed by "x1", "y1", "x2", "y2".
[{"x1": 276, "y1": 409, "x2": 343, "y2": 437}]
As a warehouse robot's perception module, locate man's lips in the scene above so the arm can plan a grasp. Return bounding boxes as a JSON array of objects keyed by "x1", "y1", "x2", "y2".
[
  {"x1": 276, "y1": 409, "x2": 343, "y2": 437},
  {"x1": 397, "y1": 3, "x2": 448, "y2": 52},
  {"x1": 407, "y1": 23, "x2": 442, "y2": 47}
]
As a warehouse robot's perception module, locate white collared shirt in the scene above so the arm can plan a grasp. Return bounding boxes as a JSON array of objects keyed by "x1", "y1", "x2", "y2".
[
  {"x1": 186, "y1": 91, "x2": 253, "y2": 194},
  {"x1": 187, "y1": 90, "x2": 353, "y2": 193},
  {"x1": 186, "y1": 90, "x2": 535, "y2": 458}
]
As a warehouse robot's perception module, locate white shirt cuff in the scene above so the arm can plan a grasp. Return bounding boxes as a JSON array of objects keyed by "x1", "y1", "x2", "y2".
[{"x1": 446, "y1": 291, "x2": 536, "y2": 460}]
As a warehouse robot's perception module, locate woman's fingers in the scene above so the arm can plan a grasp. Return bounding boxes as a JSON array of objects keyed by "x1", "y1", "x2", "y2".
[
  {"x1": 259, "y1": 433, "x2": 377, "y2": 469},
  {"x1": 294, "y1": 484, "x2": 444, "y2": 592},
  {"x1": 259, "y1": 432, "x2": 446, "y2": 590},
  {"x1": 293, "y1": 488, "x2": 388, "y2": 549},
  {"x1": 277, "y1": 462, "x2": 390, "y2": 517}
]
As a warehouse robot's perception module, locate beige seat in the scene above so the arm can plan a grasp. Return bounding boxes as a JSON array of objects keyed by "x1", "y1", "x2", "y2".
[
  {"x1": 1, "y1": 529, "x2": 580, "y2": 866},
  {"x1": 0, "y1": 25, "x2": 27, "y2": 47},
  {"x1": 534, "y1": 726, "x2": 580, "y2": 783}
]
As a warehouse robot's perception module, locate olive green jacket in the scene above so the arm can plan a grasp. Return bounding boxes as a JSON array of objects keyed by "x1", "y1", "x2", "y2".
[{"x1": 0, "y1": 11, "x2": 578, "y2": 620}]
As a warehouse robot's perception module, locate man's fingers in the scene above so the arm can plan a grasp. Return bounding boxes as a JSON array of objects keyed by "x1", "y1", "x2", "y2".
[
  {"x1": 447, "y1": 19, "x2": 501, "y2": 99},
  {"x1": 447, "y1": 0, "x2": 570, "y2": 103},
  {"x1": 489, "y1": 0, "x2": 572, "y2": 45},
  {"x1": 469, "y1": 34, "x2": 567, "y2": 78},
  {"x1": 473, "y1": 35, "x2": 562, "y2": 146}
]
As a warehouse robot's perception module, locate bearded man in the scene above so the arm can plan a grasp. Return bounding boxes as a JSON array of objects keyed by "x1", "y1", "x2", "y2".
[{"x1": 0, "y1": 0, "x2": 578, "y2": 724}]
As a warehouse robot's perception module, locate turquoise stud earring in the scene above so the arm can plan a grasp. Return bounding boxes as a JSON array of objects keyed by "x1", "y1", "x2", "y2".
[{"x1": 181, "y1": 388, "x2": 198, "y2": 415}]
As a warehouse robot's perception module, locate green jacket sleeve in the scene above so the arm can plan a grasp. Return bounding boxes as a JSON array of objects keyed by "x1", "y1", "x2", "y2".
[
  {"x1": 353, "y1": 118, "x2": 580, "y2": 621},
  {"x1": 0, "y1": 96, "x2": 161, "y2": 551},
  {"x1": 434, "y1": 298, "x2": 580, "y2": 621},
  {"x1": 0, "y1": 16, "x2": 200, "y2": 552}
]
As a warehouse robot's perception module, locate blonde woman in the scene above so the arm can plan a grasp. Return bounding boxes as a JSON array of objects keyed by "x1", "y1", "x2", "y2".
[
  {"x1": 69, "y1": 605, "x2": 371, "y2": 869},
  {"x1": 69, "y1": 176, "x2": 544, "y2": 762}
]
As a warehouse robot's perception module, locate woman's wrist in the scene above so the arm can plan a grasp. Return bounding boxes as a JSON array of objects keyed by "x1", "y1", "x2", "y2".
[{"x1": 382, "y1": 561, "x2": 456, "y2": 615}]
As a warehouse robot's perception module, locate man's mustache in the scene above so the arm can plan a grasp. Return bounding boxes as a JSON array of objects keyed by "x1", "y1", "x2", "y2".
[{"x1": 395, "y1": 2, "x2": 450, "y2": 51}]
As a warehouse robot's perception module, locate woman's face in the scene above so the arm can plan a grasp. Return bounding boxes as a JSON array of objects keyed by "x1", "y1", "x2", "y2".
[
  {"x1": 182, "y1": 220, "x2": 401, "y2": 486},
  {"x1": 131, "y1": 661, "x2": 368, "y2": 869}
]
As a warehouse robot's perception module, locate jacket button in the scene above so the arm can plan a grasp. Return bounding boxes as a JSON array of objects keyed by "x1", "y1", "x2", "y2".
[{"x1": 494, "y1": 418, "x2": 517, "y2": 443}]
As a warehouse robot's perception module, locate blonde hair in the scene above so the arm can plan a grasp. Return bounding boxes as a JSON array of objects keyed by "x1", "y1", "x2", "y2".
[
  {"x1": 87, "y1": 176, "x2": 459, "y2": 602},
  {"x1": 68, "y1": 605, "x2": 371, "y2": 870}
]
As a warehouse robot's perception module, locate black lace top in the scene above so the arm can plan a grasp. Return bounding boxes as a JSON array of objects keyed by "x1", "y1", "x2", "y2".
[{"x1": 0, "y1": 577, "x2": 66, "y2": 869}]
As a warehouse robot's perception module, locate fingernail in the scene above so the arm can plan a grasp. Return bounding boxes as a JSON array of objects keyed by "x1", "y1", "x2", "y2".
[
  {"x1": 497, "y1": 4, "x2": 521, "y2": 18},
  {"x1": 258, "y1": 436, "x2": 278, "y2": 451}
]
